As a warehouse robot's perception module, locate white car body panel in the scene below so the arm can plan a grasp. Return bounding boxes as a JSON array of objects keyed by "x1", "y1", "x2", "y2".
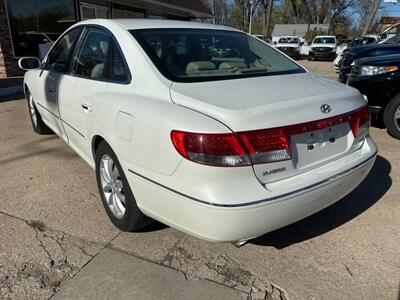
[
  {"x1": 170, "y1": 73, "x2": 364, "y2": 131},
  {"x1": 22, "y1": 19, "x2": 377, "y2": 242}
]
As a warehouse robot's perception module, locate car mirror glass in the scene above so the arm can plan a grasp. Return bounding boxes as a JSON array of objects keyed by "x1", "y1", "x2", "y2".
[{"x1": 18, "y1": 57, "x2": 40, "y2": 70}]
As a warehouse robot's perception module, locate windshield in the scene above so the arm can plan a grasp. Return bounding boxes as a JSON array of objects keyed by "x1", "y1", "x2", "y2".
[
  {"x1": 278, "y1": 37, "x2": 299, "y2": 43},
  {"x1": 313, "y1": 37, "x2": 336, "y2": 44},
  {"x1": 382, "y1": 34, "x2": 400, "y2": 44},
  {"x1": 131, "y1": 29, "x2": 305, "y2": 82}
]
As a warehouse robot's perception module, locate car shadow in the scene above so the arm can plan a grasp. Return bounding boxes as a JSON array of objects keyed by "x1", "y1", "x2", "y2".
[{"x1": 250, "y1": 155, "x2": 392, "y2": 249}]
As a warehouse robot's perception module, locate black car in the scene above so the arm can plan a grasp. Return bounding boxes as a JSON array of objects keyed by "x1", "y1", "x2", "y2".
[
  {"x1": 347, "y1": 54, "x2": 400, "y2": 139},
  {"x1": 339, "y1": 35, "x2": 400, "y2": 83}
]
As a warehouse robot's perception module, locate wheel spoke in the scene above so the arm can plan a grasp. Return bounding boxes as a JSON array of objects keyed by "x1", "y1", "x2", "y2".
[
  {"x1": 107, "y1": 192, "x2": 113, "y2": 206},
  {"x1": 112, "y1": 193, "x2": 122, "y2": 217},
  {"x1": 394, "y1": 108, "x2": 400, "y2": 120},
  {"x1": 100, "y1": 165, "x2": 111, "y2": 183},
  {"x1": 111, "y1": 164, "x2": 119, "y2": 181}
]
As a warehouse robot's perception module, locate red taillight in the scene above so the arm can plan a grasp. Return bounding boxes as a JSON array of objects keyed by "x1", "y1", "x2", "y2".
[
  {"x1": 171, "y1": 107, "x2": 369, "y2": 167},
  {"x1": 238, "y1": 128, "x2": 291, "y2": 164},
  {"x1": 349, "y1": 107, "x2": 370, "y2": 136},
  {"x1": 171, "y1": 131, "x2": 251, "y2": 166}
]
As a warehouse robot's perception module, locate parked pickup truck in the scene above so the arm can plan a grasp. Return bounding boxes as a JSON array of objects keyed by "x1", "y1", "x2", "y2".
[{"x1": 275, "y1": 36, "x2": 302, "y2": 59}]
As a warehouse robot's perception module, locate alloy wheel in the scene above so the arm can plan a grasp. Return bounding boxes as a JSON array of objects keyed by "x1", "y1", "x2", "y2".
[
  {"x1": 99, "y1": 155, "x2": 126, "y2": 219},
  {"x1": 394, "y1": 105, "x2": 400, "y2": 131}
]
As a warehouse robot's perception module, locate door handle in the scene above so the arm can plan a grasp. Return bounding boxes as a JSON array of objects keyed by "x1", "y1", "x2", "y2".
[{"x1": 81, "y1": 103, "x2": 93, "y2": 112}]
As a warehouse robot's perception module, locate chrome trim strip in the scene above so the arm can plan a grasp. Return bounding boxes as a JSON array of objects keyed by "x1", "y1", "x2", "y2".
[{"x1": 128, "y1": 150, "x2": 377, "y2": 208}]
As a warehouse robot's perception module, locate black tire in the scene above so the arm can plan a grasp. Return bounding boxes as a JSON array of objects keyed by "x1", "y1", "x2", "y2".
[
  {"x1": 308, "y1": 56, "x2": 314, "y2": 61},
  {"x1": 383, "y1": 94, "x2": 400, "y2": 139},
  {"x1": 95, "y1": 141, "x2": 153, "y2": 231},
  {"x1": 26, "y1": 89, "x2": 53, "y2": 134}
]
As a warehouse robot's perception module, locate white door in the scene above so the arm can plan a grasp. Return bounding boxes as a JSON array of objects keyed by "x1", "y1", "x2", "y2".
[
  {"x1": 58, "y1": 26, "x2": 111, "y2": 163},
  {"x1": 35, "y1": 27, "x2": 81, "y2": 140}
]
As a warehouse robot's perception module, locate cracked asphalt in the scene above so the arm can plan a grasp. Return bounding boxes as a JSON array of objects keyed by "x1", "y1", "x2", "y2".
[{"x1": 0, "y1": 60, "x2": 399, "y2": 299}]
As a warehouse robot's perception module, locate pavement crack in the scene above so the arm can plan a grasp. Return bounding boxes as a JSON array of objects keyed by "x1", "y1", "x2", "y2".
[{"x1": 344, "y1": 264, "x2": 354, "y2": 277}]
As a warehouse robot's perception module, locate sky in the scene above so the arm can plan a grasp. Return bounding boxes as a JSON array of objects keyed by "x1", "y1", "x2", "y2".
[{"x1": 383, "y1": 1, "x2": 400, "y2": 17}]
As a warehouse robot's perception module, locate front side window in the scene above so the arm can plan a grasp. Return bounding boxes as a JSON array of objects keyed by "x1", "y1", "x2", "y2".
[
  {"x1": 70, "y1": 28, "x2": 111, "y2": 79},
  {"x1": 46, "y1": 27, "x2": 81, "y2": 72},
  {"x1": 131, "y1": 29, "x2": 305, "y2": 82}
]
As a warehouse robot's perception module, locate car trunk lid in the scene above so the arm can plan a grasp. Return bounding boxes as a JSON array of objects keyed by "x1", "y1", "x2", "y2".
[{"x1": 170, "y1": 72, "x2": 367, "y2": 183}]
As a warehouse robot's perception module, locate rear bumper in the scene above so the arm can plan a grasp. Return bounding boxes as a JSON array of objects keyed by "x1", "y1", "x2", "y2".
[{"x1": 127, "y1": 137, "x2": 377, "y2": 242}]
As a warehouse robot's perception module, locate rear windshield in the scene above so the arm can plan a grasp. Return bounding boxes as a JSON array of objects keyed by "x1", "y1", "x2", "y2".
[
  {"x1": 313, "y1": 37, "x2": 336, "y2": 44},
  {"x1": 278, "y1": 37, "x2": 299, "y2": 43},
  {"x1": 351, "y1": 37, "x2": 376, "y2": 47},
  {"x1": 131, "y1": 29, "x2": 305, "y2": 82}
]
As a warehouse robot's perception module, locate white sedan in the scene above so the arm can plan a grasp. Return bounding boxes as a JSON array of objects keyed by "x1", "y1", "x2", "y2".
[{"x1": 19, "y1": 19, "x2": 377, "y2": 245}]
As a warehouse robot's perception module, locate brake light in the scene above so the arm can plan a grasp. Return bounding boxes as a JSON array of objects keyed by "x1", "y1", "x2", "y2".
[
  {"x1": 349, "y1": 107, "x2": 370, "y2": 136},
  {"x1": 171, "y1": 131, "x2": 251, "y2": 166},
  {"x1": 171, "y1": 107, "x2": 369, "y2": 167},
  {"x1": 238, "y1": 128, "x2": 291, "y2": 163}
]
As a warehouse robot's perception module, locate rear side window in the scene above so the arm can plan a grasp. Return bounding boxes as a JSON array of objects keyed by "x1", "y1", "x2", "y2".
[
  {"x1": 109, "y1": 41, "x2": 130, "y2": 82},
  {"x1": 71, "y1": 27, "x2": 111, "y2": 79},
  {"x1": 46, "y1": 28, "x2": 81, "y2": 72}
]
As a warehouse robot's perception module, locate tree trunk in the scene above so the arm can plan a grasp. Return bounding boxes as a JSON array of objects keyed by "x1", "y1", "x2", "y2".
[
  {"x1": 362, "y1": 0, "x2": 380, "y2": 35},
  {"x1": 266, "y1": 0, "x2": 273, "y2": 38}
]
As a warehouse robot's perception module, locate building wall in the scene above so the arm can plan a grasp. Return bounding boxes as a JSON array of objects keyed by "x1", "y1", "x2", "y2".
[{"x1": 0, "y1": 0, "x2": 23, "y2": 78}]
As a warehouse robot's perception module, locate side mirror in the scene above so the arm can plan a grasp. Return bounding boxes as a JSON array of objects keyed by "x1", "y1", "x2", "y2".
[
  {"x1": 18, "y1": 57, "x2": 41, "y2": 70},
  {"x1": 273, "y1": 41, "x2": 277, "y2": 45}
]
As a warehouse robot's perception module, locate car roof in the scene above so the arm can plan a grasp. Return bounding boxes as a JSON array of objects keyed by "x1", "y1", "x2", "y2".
[{"x1": 77, "y1": 18, "x2": 241, "y2": 32}]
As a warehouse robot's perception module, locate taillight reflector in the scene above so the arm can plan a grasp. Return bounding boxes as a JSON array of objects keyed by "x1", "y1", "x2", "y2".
[{"x1": 171, "y1": 107, "x2": 369, "y2": 167}]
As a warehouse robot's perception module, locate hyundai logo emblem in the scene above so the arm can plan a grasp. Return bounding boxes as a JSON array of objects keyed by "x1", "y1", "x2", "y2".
[{"x1": 320, "y1": 104, "x2": 332, "y2": 114}]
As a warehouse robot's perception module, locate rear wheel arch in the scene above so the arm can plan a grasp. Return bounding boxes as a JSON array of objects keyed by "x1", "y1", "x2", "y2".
[{"x1": 92, "y1": 135, "x2": 105, "y2": 159}]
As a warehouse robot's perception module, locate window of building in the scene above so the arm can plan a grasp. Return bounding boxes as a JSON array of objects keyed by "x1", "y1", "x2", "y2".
[
  {"x1": 112, "y1": 4, "x2": 146, "y2": 18},
  {"x1": 80, "y1": 2, "x2": 109, "y2": 20},
  {"x1": 4, "y1": 0, "x2": 77, "y2": 58}
]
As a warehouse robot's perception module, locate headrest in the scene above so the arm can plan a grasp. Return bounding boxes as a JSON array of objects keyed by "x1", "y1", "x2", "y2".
[{"x1": 186, "y1": 61, "x2": 217, "y2": 73}]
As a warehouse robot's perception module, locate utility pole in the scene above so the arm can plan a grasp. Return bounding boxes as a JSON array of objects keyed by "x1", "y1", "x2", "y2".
[{"x1": 362, "y1": 0, "x2": 381, "y2": 35}]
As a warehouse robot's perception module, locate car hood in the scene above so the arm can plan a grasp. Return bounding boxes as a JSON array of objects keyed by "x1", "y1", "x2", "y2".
[
  {"x1": 170, "y1": 72, "x2": 365, "y2": 131},
  {"x1": 356, "y1": 53, "x2": 400, "y2": 65}
]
